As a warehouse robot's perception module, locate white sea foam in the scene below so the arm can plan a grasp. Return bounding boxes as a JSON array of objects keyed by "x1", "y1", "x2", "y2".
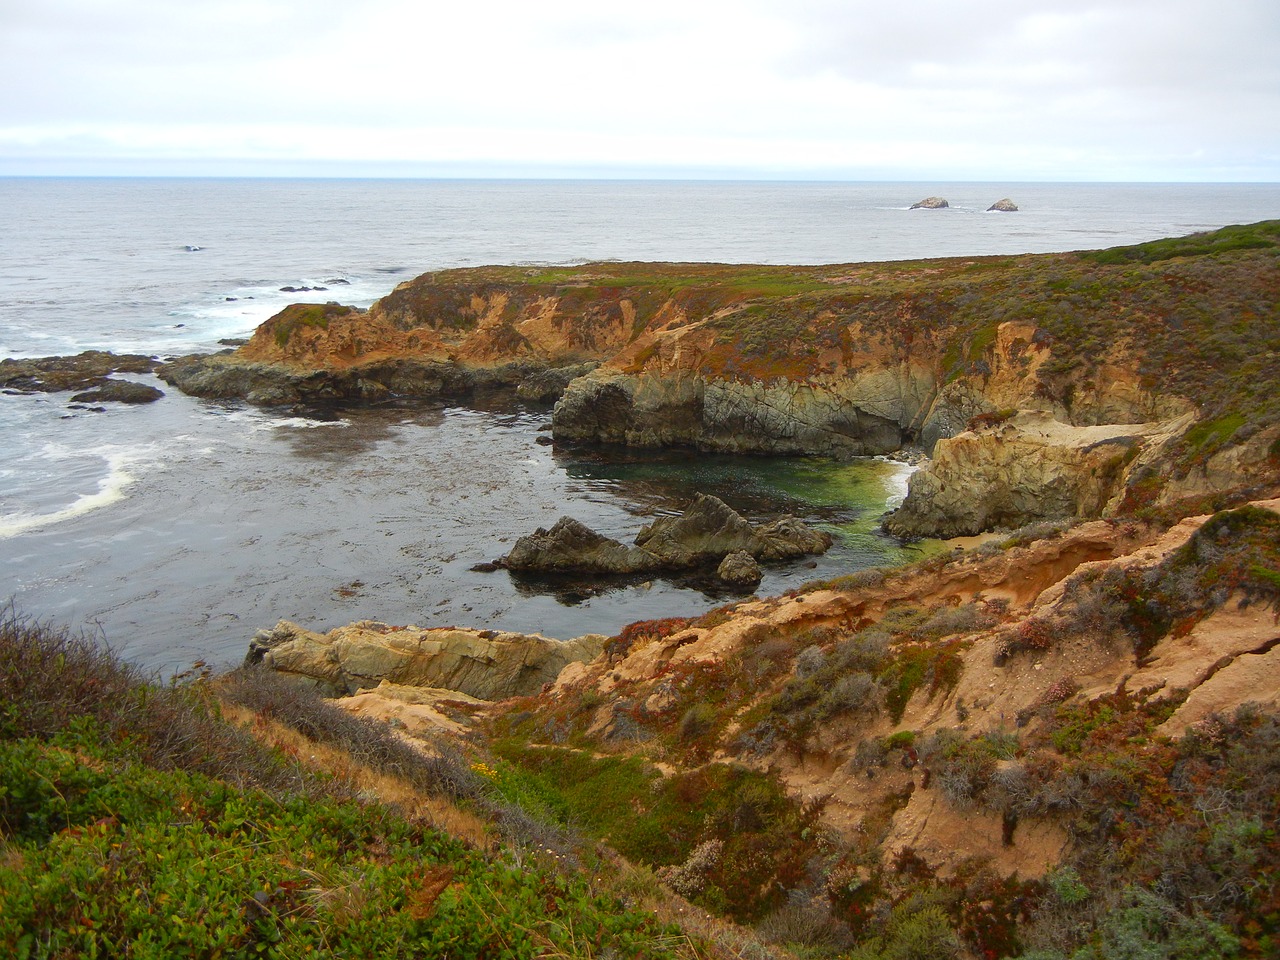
[
  {"x1": 221, "y1": 409, "x2": 350, "y2": 431},
  {"x1": 878, "y1": 457, "x2": 917, "y2": 510},
  {"x1": 0, "y1": 450, "x2": 137, "y2": 538}
]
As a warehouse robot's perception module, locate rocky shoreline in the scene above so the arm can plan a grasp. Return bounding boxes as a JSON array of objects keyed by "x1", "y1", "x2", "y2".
[{"x1": 8, "y1": 224, "x2": 1280, "y2": 544}]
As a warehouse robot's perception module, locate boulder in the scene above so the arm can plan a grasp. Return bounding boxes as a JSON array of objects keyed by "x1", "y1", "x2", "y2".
[
  {"x1": 910, "y1": 197, "x2": 949, "y2": 209},
  {"x1": 503, "y1": 517, "x2": 661, "y2": 574},
  {"x1": 987, "y1": 198, "x2": 1019, "y2": 212},
  {"x1": 245, "y1": 619, "x2": 607, "y2": 699},
  {"x1": 717, "y1": 550, "x2": 762, "y2": 588}
]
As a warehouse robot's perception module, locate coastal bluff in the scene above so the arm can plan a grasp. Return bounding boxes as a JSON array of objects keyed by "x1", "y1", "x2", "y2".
[{"x1": 157, "y1": 222, "x2": 1280, "y2": 538}]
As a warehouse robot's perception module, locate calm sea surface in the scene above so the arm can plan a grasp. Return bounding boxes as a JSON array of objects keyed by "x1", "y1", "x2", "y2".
[{"x1": 3, "y1": 179, "x2": 1279, "y2": 671}]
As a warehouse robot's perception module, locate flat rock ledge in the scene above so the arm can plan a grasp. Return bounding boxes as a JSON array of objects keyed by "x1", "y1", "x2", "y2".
[
  {"x1": 1, "y1": 351, "x2": 163, "y2": 403},
  {"x1": 502, "y1": 492, "x2": 832, "y2": 580},
  {"x1": 245, "y1": 619, "x2": 607, "y2": 700},
  {"x1": 159, "y1": 353, "x2": 593, "y2": 407}
]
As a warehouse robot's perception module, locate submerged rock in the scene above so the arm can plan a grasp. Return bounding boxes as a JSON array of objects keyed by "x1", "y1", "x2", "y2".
[{"x1": 70, "y1": 380, "x2": 164, "y2": 404}]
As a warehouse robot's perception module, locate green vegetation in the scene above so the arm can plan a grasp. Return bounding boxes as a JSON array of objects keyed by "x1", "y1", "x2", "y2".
[
  {"x1": 486, "y1": 742, "x2": 818, "y2": 923},
  {"x1": 0, "y1": 612, "x2": 688, "y2": 959},
  {"x1": 1079, "y1": 220, "x2": 1280, "y2": 265},
  {"x1": 268, "y1": 302, "x2": 352, "y2": 348}
]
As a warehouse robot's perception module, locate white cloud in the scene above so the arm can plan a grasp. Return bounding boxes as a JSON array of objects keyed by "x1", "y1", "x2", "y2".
[{"x1": 1, "y1": 0, "x2": 1277, "y2": 179}]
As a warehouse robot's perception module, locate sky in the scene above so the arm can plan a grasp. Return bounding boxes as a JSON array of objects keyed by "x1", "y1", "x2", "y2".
[{"x1": 1, "y1": 0, "x2": 1277, "y2": 181}]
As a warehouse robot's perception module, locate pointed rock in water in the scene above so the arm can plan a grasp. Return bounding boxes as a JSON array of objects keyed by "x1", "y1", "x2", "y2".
[
  {"x1": 987, "y1": 198, "x2": 1019, "y2": 212},
  {"x1": 504, "y1": 516, "x2": 661, "y2": 574},
  {"x1": 502, "y1": 494, "x2": 832, "y2": 576},
  {"x1": 910, "y1": 196, "x2": 949, "y2": 209},
  {"x1": 636, "y1": 493, "x2": 833, "y2": 566}
]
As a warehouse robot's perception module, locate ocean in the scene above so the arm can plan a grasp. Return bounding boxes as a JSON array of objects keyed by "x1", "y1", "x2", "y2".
[{"x1": 3, "y1": 178, "x2": 1279, "y2": 672}]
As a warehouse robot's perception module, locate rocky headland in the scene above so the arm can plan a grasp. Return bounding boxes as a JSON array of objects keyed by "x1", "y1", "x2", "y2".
[{"x1": 143, "y1": 220, "x2": 1280, "y2": 541}]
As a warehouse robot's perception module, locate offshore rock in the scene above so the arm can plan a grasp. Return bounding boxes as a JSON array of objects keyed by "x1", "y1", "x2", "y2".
[
  {"x1": 987, "y1": 198, "x2": 1019, "y2": 212},
  {"x1": 717, "y1": 550, "x2": 763, "y2": 588},
  {"x1": 636, "y1": 493, "x2": 833, "y2": 565},
  {"x1": 910, "y1": 197, "x2": 949, "y2": 209},
  {"x1": 0, "y1": 351, "x2": 160, "y2": 394},
  {"x1": 70, "y1": 380, "x2": 164, "y2": 404},
  {"x1": 503, "y1": 494, "x2": 831, "y2": 575},
  {"x1": 245, "y1": 619, "x2": 606, "y2": 699},
  {"x1": 503, "y1": 517, "x2": 661, "y2": 575}
]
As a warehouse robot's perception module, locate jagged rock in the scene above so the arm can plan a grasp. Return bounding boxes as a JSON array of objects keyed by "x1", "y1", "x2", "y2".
[
  {"x1": 503, "y1": 494, "x2": 831, "y2": 576},
  {"x1": 69, "y1": 380, "x2": 164, "y2": 404},
  {"x1": 637, "y1": 493, "x2": 832, "y2": 565},
  {"x1": 504, "y1": 517, "x2": 661, "y2": 575},
  {"x1": 717, "y1": 550, "x2": 762, "y2": 588},
  {"x1": 245, "y1": 619, "x2": 606, "y2": 699},
  {"x1": 987, "y1": 198, "x2": 1019, "y2": 212},
  {"x1": 910, "y1": 197, "x2": 949, "y2": 209}
]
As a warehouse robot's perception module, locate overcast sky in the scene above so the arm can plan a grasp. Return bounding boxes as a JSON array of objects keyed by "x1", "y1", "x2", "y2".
[{"x1": 2, "y1": 0, "x2": 1277, "y2": 180}]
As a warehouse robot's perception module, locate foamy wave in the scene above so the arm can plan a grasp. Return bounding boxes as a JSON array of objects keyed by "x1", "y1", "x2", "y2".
[
  {"x1": 0, "y1": 451, "x2": 136, "y2": 538},
  {"x1": 221, "y1": 409, "x2": 349, "y2": 431},
  {"x1": 877, "y1": 457, "x2": 918, "y2": 509}
]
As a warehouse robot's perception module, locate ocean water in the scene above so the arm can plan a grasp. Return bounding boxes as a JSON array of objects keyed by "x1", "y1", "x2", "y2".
[{"x1": 3, "y1": 178, "x2": 1280, "y2": 671}]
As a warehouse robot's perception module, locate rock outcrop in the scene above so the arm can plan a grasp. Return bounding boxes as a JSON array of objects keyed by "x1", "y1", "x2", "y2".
[
  {"x1": 503, "y1": 517, "x2": 660, "y2": 575},
  {"x1": 987, "y1": 198, "x2": 1019, "y2": 212},
  {"x1": 245, "y1": 619, "x2": 605, "y2": 699},
  {"x1": 552, "y1": 367, "x2": 932, "y2": 457},
  {"x1": 502, "y1": 494, "x2": 832, "y2": 577},
  {"x1": 910, "y1": 197, "x2": 949, "y2": 209},
  {"x1": 635, "y1": 493, "x2": 833, "y2": 565},
  {"x1": 885, "y1": 410, "x2": 1188, "y2": 538},
  {"x1": 1, "y1": 351, "x2": 160, "y2": 395}
]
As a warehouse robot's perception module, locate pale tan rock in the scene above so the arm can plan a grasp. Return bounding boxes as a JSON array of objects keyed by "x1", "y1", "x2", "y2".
[
  {"x1": 248, "y1": 619, "x2": 606, "y2": 699},
  {"x1": 886, "y1": 410, "x2": 1187, "y2": 538}
]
